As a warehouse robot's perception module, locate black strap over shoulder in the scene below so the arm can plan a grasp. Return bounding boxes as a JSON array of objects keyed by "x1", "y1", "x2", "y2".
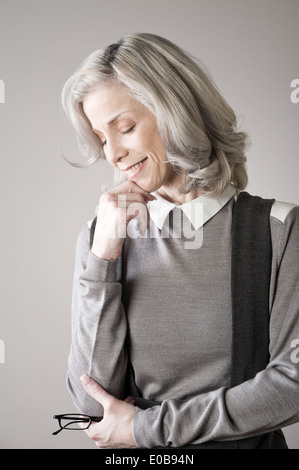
[{"x1": 230, "y1": 191, "x2": 275, "y2": 387}]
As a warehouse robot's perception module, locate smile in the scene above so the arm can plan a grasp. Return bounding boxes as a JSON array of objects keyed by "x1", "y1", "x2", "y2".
[{"x1": 124, "y1": 158, "x2": 148, "y2": 179}]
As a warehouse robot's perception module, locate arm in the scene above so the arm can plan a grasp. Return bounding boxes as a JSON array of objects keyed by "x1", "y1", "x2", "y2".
[
  {"x1": 133, "y1": 206, "x2": 299, "y2": 448},
  {"x1": 67, "y1": 181, "x2": 156, "y2": 416},
  {"x1": 67, "y1": 223, "x2": 128, "y2": 416}
]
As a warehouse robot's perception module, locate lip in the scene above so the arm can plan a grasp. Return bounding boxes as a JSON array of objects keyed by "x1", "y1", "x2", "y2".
[
  {"x1": 122, "y1": 157, "x2": 148, "y2": 180},
  {"x1": 121, "y1": 158, "x2": 147, "y2": 172}
]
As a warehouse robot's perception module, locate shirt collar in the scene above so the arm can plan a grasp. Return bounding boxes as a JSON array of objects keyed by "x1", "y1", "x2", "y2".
[{"x1": 148, "y1": 184, "x2": 236, "y2": 230}]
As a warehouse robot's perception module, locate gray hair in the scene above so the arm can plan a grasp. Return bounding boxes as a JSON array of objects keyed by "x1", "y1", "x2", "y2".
[{"x1": 62, "y1": 33, "x2": 248, "y2": 196}]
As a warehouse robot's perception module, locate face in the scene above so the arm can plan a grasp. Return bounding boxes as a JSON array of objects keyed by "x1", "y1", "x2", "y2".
[{"x1": 83, "y1": 82, "x2": 177, "y2": 193}]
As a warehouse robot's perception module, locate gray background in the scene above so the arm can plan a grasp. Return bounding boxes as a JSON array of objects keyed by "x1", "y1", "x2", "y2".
[{"x1": 0, "y1": 0, "x2": 298, "y2": 449}]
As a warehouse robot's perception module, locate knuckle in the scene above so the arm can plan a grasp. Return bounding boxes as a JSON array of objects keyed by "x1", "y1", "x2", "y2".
[
  {"x1": 84, "y1": 428, "x2": 93, "y2": 439},
  {"x1": 116, "y1": 206, "x2": 126, "y2": 219},
  {"x1": 132, "y1": 193, "x2": 144, "y2": 203},
  {"x1": 88, "y1": 429, "x2": 98, "y2": 441},
  {"x1": 100, "y1": 192, "x2": 114, "y2": 204},
  {"x1": 129, "y1": 201, "x2": 147, "y2": 216},
  {"x1": 105, "y1": 401, "x2": 115, "y2": 415}
]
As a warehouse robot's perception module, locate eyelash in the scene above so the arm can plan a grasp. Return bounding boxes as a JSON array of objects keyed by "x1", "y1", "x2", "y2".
[
  {"x1": 123, "y1": 125, "x2": 135, "y2": 135},
  {"x1": 101, "y1": 126, "x2": 135, "y2": 147}
]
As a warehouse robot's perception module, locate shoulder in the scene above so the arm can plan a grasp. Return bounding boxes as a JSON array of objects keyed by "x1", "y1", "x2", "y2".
[
  {"x1": 235, "y1": 191, "x2": 298, "y2": 226},
  {"x1": 269, "y1": 199, "x2": 299, "y2": 243},
  {"x1": 270, "y1": 200, "x2": 298, "y2": 224},
  {"x1": 269, "y1": 200, "x2": 299, "y2": 264},
  {"x1": 87, "y1": 219, "x2": 94, "y2": 230},
  {"x1": 79, "y1": 218, "x2": 96, "y2": 237},
  {"x1": 73, "y1": 220, "x2": 97, "y2": 270},
  {"x1": 75, "y1": 220, "x2": 93, "y2": 253}
]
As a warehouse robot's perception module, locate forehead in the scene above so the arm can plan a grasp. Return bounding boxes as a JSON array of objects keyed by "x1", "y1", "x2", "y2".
[{"x1": 82, "y1": 83, "x2": 143, "y2": 128}]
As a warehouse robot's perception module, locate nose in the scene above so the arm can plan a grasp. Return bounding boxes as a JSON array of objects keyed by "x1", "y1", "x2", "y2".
[{"x1": 104, "y1": 138, "x2": 129, "y2": 166}]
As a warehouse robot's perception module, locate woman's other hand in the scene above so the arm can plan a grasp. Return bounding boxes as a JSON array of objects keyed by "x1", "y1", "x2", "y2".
[{"x1": 80, "y1": 374, "x2": 138, "y2": 449}]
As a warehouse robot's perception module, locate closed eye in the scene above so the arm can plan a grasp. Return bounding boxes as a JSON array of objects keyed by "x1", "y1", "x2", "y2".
[
  {"x1": 122, "y1": 125, "x2": 135, "y2": 135},
  {"x1": 97, "y1": 125, "x2": 135, "y2": 147}
]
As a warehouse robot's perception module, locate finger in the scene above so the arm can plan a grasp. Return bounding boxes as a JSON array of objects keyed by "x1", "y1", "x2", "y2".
[
  {"x1": 117, "y1": 193, "x2": 150, "y2": 208},
  {"x1": 126, "y1": 201, "x2": 149, "y2": 236},
  {"x1": 110, "y1": 181, "x2": 157, "y2": 201},
  {"x1": 80, "y1": 374, "x2": 111, "y2": 407},
  {"x1": 120, "y1": 187, "x2": 154, "y2": 200},
  {"x1": 124, "y1": 396, "x2": 136, "y2": 405}
]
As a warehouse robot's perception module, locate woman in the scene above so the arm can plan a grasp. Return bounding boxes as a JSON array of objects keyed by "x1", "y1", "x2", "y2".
[{"x1": 62, "y1": 33, "x2": 299, "y2": 449}]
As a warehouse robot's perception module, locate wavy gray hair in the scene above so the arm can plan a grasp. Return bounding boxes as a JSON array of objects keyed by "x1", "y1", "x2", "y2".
[{"x1": 62, "y1": 33, "x2": 248, "y2": 196}]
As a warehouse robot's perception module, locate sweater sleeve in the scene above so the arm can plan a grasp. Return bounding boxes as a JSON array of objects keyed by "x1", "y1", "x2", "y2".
[
  {"x1": 133, "y1": 206, "x2": 299, "y2": 448},
  {"x1": 66, "y1": 223, "x2": 128, "y2": 416}
]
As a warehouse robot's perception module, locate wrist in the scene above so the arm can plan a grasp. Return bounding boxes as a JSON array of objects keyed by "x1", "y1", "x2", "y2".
[
  {"x1": 91, "y1": 249, "x2": 120, "y2": 261},
  {"x1": 85, "y1": 251, "x2": 119, "y2": 282},
  {"x1": 130, "y1": 408, "x2": 138, "y2": 448},
  {"x1": 91, "y1": 240, "x2": 122, "y2": 261}
]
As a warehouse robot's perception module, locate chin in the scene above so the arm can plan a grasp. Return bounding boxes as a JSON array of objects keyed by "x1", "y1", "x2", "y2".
[{"x1": 137, "y1": 180, "x2": 160, "y2": 194}]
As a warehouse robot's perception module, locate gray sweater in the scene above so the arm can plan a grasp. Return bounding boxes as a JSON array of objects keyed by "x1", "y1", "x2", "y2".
[{"x1": 67, "y1": 186, "x2": 299, "y2": 447}]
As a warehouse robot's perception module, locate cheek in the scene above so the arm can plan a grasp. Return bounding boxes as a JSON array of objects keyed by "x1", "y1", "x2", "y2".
[
  {"x1": 147, "y1": 138, "x2": 167, "y2": 166},
  {"x1": 148, "y1": 154, "x2": 167, "y2": 180}
]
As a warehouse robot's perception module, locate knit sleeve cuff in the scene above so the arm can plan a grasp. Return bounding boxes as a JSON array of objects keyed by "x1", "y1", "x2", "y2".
[
  {"x1": 82, "y1": 251, "x2": 118, "y2": 283},
  {"x1": 133, "y1": 406, "x2": 164, "y2": 448}
]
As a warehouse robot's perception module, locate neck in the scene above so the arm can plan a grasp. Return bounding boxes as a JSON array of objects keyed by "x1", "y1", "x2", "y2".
[{"x1": 157, "y1": 176, "x2": 203, "y2": 205}]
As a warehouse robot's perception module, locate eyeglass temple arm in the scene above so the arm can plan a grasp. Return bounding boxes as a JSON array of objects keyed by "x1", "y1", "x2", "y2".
[{"x1": 52, "y1": 427, "x2": 64, "y2": 436}]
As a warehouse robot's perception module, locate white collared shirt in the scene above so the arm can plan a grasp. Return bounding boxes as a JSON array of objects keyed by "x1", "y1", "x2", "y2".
[{"x1": 148, "y1": 184, "x2": 237, "y2": 231}]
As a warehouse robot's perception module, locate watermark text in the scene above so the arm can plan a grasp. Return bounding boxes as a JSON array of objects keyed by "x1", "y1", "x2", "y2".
[
  {"x1": 0, "y1": 79, "x2": 5, "y2": 103},
  {"x1": 0, "y1": 339, "x2": 5, "y2": 363},
  {"x1": 106, "y1": 196, "x2": 204, "y2": 249},
  {"x1": 290, "y1": 339, "x2": 299, "y2": 364},
  {"x1": 290, "y1": 79, "x2": 299, "y2": 104}
]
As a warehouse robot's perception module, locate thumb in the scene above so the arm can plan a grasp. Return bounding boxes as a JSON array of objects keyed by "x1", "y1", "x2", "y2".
[{"x1": 80, "y1": 374, "x2": 111, "y2": 407}]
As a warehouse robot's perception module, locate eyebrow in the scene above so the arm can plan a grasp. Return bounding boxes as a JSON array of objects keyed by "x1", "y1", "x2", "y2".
[{"x1": 92, "y1": 110, "x2": 133, "y2": 133}]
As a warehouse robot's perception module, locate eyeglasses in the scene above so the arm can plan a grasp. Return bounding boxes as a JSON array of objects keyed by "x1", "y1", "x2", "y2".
[{"x1": 52, "y1": 413, "x2": 102, "y2": 435}]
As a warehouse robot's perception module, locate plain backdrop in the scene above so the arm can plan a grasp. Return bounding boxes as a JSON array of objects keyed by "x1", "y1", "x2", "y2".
[{"x1": 0, "y1": 0, "x2": 298, "y2": 449}]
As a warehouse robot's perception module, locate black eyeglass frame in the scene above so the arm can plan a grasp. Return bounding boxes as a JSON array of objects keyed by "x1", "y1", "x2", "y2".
[{"x1": 52, "y1": 413, "x2": 102, "y2": 435}]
